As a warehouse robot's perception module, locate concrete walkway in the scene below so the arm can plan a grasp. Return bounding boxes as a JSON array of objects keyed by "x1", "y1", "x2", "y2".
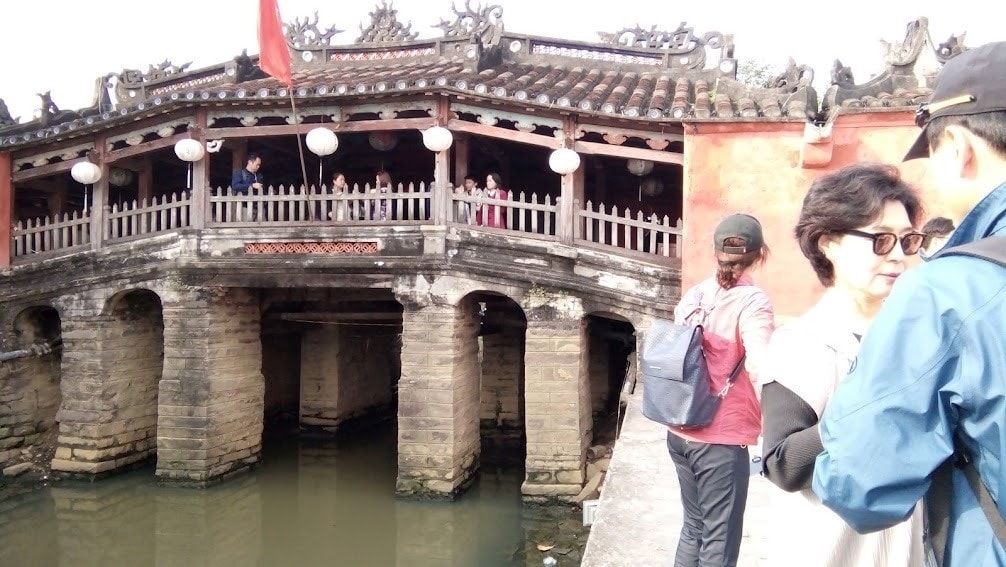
[{"x1": 581, "y1": 391, "x2": 773, "y2": 567}]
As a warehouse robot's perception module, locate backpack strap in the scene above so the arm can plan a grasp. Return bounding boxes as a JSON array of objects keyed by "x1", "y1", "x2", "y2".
[{"x1": 927, "y1": 441, "x2": 1006, "y2": 565}]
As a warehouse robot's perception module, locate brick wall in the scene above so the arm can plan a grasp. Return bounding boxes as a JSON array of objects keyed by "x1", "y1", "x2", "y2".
[
  {"x1": 478, "y1": 327, "x2": 525, "y2": 442},
  {"x1": 0, "y1": 307, "x2": 61, "y2": 466}
]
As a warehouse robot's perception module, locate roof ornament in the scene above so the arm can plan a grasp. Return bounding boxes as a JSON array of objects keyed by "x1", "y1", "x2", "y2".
[
  {"x1": 285, "y1": 12, "x2": 344, "y2": 49},
  {"x1": 934, "y1": 32, "x2": 967, "y2": 63},
  {"x1": 0, "y1": 99, "x2": 16, "y2": 127},
  {"x1": 830, "y1": 60, "x2": 855, "y2": 87},
  {"x1": 434, "y1": 1, "x2": 504, "y2": 48},
  {"x1": 34, "y1": 91, "x2": 79, "y2": 128},
  {"x1": 357, "y1": 1, "x2": 418, "y2": 43},
  {"x1": 598, "y1": 22, "x2": 726, "y2": 53},
  {"x1": 881, "y1": 17, "x2": 929, "y2": 67},
  {"x1": 233, "y1": 49, "x2": 267, "y2": 83},
  {"x1": 771, "y1": 58, "x2": 815, "y2": 92},
  {"x1": 120, "y1": 60, "x2": 192, "y2": 87}
]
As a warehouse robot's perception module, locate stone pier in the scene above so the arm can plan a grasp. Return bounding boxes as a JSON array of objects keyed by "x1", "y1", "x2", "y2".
[
  {"x1": 521, "y1": 292, "x2": 591, "y2": 499},
  {"x1": 300, "y1": 323, "x2": 398, "y2": 432},
  {"x1": 395, "y1": 297, "x2": 481, "y2": 498},
  {"x1": 50, "y1": 289, "x2": 163, "y2": 478},
  {"x1": 156, "y1": 287, "x2": 264, "y2": 486}
]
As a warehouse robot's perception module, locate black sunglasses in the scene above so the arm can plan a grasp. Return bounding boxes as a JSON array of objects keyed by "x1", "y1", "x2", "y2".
[{"x1": 845, "y1": 230, "x2": 926, "y2": 256}]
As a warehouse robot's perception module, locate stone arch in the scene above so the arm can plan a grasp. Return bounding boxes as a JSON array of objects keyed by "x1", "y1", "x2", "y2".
[
  {"x1": 102, "y1": 288, "x2": 164, "y2": 468},
  {"x1": 583, "y1": 311, "x2": 637, "y2": 446},
  {"x1": 459, "y1": 290, "x2": 528, "y2": 465},
  {"x1": 1, "y1": 305, "x2": 63, "y2": 467}
]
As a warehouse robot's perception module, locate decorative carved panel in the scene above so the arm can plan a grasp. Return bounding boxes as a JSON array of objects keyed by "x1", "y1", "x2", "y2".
[{"x1": 244, "y1": 242, "x2": 379, "y2": 254}]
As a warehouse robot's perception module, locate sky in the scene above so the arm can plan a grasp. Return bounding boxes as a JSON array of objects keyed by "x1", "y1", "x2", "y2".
[{"x1": 0, "y1": 1, "x2": 996, "y2": 122}]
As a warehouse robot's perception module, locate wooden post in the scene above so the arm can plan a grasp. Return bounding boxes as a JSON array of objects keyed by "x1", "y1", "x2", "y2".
[
  {"x1": 0, "y1": 152, "x2": 12, "y2": 267},
  {"x1": 432, "y1": 96, "x2": 451, "y2": 225},
  {"x1": 232, "y1": 138, "x2": 248, "y2": 175},
  {"x1": 138, "y1": 159, "x2": 153, "y2": 204},
  {"x1": 453, "y1": 134, "x2": 469, "y2": 185},
  {"x1": 90, "y1": 136, "x2": 108, "y2": 251},
  {"x1": 557, "y1": 116, "x2": 580, "y2": 245},
  {"x1": 191, "y1": 109, "x2": 209, "y2": 229}
]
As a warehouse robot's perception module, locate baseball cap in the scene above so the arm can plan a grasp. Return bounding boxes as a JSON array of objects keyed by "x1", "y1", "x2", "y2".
[
  {"x1": 904, "y1": 41, "x2": 1006, "y2": 161},
  {"x1": 714, "y1": 214, "x2": 764, "y2": 254}
]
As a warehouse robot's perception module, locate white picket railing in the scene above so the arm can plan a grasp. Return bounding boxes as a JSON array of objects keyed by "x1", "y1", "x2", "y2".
[
  {"x1": 576, "y1": 200, "x2": 683, "y2": 258},
  {"x1": 9, "y1": 189, "x2": 682, "y2": 264},
  {"x1": 449, "y1": 189, "x2": 557, "y2": 236},
  {"x1": 12, "y1": 210, "x2": 91, "y2": 258},
  {"x1": 106, "y1": 191, "x2": 191, "y2": 243},
  {"x1": 208, "y1": 182, "x2": 432, "y2": 225}
]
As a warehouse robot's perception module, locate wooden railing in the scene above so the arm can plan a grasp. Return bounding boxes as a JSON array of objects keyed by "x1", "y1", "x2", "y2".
[
  {"x1": 575, "y1": 200, "x2": 683, "y2": 258},
  {"x1": 9, "y1": 186, "x2": 683, "y2": 265},
  {"x1": 449, "y1": 189, "x2": 558, "y2": 237},
  {"x1": 208, "y1": 183, "x2": 432, "y2": 225},
  {"x1": 106, "y1": 191, "x2": 192, "y2": 243},
  {"x1": 12, "y1": 210, "x2": 91, "y2": 258}
]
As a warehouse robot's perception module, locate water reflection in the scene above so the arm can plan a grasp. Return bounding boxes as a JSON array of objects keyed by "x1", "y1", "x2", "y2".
[{"x1": 0, "y1": 424, "x2": 586, "y2": 567}]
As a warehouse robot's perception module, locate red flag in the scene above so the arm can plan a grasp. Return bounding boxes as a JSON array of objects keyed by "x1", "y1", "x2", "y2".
[{"x1": 258, "y1": 0, "x2": 292, "y2": 87}]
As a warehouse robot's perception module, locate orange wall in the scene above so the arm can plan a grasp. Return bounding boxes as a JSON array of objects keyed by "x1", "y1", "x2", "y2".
[{"x1": 681, "y1": 112, "x2": 938, "y2": 319}]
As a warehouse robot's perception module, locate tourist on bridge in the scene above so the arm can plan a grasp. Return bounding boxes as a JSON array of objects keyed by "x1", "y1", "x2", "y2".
[
  {"x1": 231, "y1": 153, "x2": 263, "y2": 221},
  {"x1": 476, "y1": 172, "x2": 509, "y2": 229},
  {"x1": 666, "y1": 213, "x2": 774, "y2": 567},
  {"x1": 760, "y1": 164, "x2": 925, "y2": 566}
]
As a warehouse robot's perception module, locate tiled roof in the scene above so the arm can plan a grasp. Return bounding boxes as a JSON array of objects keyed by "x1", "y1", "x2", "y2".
[{"x1": 0, "y1": 16, "x2": 969, "y2": 150}]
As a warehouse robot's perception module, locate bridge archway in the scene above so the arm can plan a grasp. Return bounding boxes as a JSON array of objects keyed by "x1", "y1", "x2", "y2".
[
  {"x1": 584, "y1": 313, "x2": 636, "y2": 447},
  {"x1": 103, "y1": 289, "x2": 164, "y2": 467},
  {"x1": 259, "y1": 288, "x2": 404, "y2": 437},
  {"x1": 462, "y1": 291, "x2": 528, "y2": 466},
  {"x1": 5, "y1": 306, "x2": 63, "y2": 462}
]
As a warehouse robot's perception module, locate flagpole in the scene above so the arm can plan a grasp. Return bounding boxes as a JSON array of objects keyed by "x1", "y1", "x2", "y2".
[{"x1": 288, "y1": 90, "x2": 312, "y2": 217}]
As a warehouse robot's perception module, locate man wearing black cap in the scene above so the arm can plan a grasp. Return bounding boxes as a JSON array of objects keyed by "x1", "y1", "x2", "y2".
[{"x1": 812, "y1": 42, "x2": 1006, "y2": 565}]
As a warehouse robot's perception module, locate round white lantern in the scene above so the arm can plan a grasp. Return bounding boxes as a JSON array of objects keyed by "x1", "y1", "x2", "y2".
[
  {"x1": 174, "y1": 138, "x2": 205, "y2": 162},
  {"x1": 306, "y1": 127, "x2": 339, "y2": 156},
  {"x1": 70, "y1": 161, "x2": 101, "y2": 185},
  {"x1": 548, "y1": 148, "x2": 581, "y2": 175},
  {"x1": 627, "y1": 158, "x2": 654, "y2": 177},
  {"x1": 421, "y1": 126, "x2": 453, "y2": 152}
]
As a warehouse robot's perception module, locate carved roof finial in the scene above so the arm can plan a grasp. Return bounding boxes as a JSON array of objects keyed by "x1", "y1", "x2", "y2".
[
  {"x1": 0, "y1": 98, "x2": 16, "y2": 127},
  {"x1": 880, "y1": 16, "x2": 929, "y2": 67},
  {"x1": 285, "y1": 12, "x2": 344, "y2": 49},
  {"x1": 433, "y1": 0, "x2": 504, "y2": 47},
  {"x1": 357, "y1": 1, "x2": 418, "y2": 43}
]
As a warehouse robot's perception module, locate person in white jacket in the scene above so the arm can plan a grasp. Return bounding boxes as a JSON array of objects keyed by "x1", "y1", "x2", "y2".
[{"x1": 760, "y1": 164, "x2": 927, "y2": 567}]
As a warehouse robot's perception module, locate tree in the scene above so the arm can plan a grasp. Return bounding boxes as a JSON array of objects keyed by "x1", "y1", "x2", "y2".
[{"x1": 735, "y1": 59, "x2": 779, "y2": 89}]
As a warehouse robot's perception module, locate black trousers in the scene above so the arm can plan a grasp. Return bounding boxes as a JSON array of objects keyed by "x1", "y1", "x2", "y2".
[{"x1": 666, "y1": 432, "x2": 750, "y2": 567}]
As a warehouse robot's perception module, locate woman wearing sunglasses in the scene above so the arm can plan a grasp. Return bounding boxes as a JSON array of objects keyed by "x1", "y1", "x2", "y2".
[{"x1": 760, "y1": 164, "x2": 926, "y2": 567}]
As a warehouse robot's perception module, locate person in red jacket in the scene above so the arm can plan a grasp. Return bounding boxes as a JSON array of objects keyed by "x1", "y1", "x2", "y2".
[{"x1": 667, "y1": 214, "x2": 775, "y2": 567}]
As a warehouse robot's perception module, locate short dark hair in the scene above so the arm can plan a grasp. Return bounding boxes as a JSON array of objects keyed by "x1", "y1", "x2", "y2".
[
  {"x1": 247, "y1": 152, "x2": 261, "y2": 163},
  {"x1": 795, "y1": 164, "x2": 923, "y2": 287},
  {"x1": 926, "y1": 111, "x2": 1006, "y2": 158},
  {"x1": 487, "y1": 172, "x2": 503, "y2": 187},
  {"x1": 464, "y1": 175, "x2": 476, "y2": 182},
  {"x1": 921, "y1": 216, "x2": 955, "y2": 237}
]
